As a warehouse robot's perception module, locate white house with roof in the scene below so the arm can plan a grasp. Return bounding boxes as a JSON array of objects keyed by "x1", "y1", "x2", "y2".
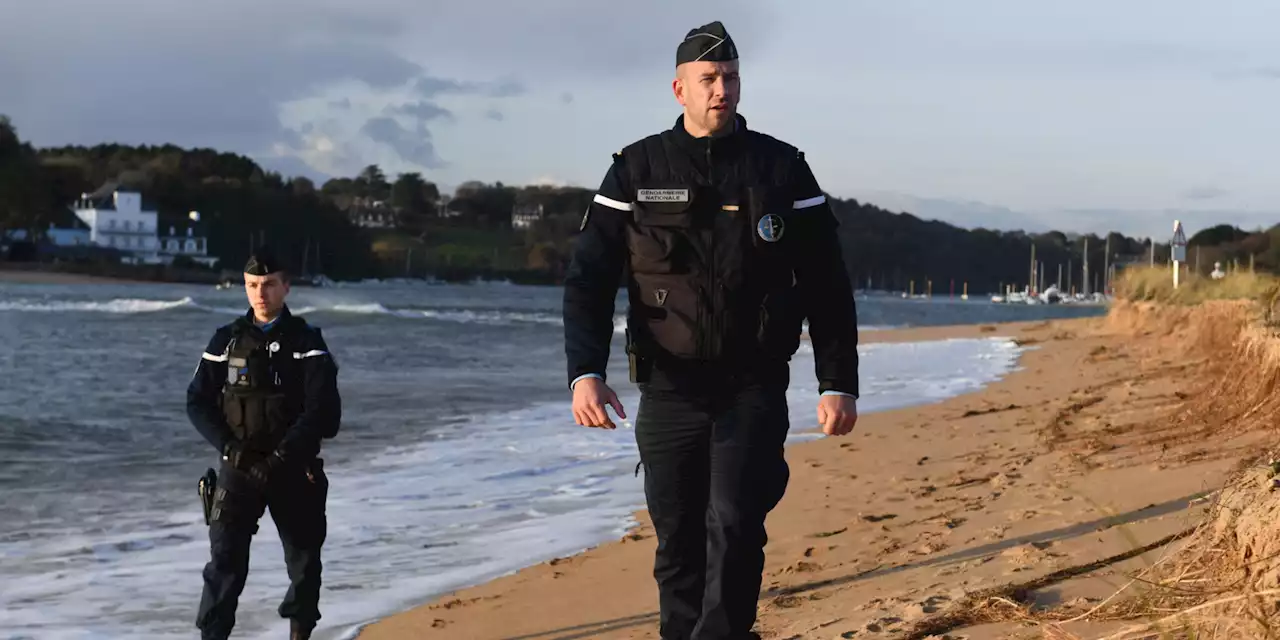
[
  {"x1": 510, "y1": 203, "x2": 545, "y2": 229},
  {"x1": 67, "y1": 186, "x2": 218, "y2": 267},
  {"x1": 73, "y1": 190, "x2": 160, "y2": 255}
]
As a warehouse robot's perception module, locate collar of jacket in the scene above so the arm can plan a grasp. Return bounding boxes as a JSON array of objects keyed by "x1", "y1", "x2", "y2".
[
  {"x1": 240, "y1": 304, "x2": 293, "y2": 333},
  {"x1": 669, "y1": 113, "x2": 748, "y2": 154}
]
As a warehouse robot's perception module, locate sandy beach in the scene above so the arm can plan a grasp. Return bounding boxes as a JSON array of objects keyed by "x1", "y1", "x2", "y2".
[{"x1": 354, "y1": 305, "x2": 1266, "y2": 640}]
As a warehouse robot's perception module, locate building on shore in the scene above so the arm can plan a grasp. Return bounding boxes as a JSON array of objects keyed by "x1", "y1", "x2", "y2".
[
  {"x1": 345, "y1": 197, "x2": 397, "y2": 228},
  {"x1": 511, "y1": 203, "x2": 545, "y2": 229},
  {"x1": 62, "y1": 185, "x2": 219, "y2": 267}
]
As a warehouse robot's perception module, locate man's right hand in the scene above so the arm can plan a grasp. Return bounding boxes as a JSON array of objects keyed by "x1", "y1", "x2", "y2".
[{"x1": 572, "y1": 377, "x2": 626, "y2": 430}]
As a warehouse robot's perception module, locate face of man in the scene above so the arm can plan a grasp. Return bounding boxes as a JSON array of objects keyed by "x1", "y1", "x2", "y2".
[
  {"x1": 673, "y1": 59, "x2": 740, "y2": 137},
  {"x1": 243, "y1": 272, "x2": 289, "y2": 321}
]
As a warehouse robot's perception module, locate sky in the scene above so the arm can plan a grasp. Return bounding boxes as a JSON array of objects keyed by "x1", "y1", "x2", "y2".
[{"x1": 2, "y1": 0, "x2": 1279, "y2": 238}]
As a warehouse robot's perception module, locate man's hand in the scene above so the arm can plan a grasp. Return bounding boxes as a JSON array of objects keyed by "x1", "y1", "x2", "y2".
[
  {"x1": 572, "y1": 377, "x2": 626, "y2": 429},
  {"x1": 248, "y1": 451, "x2": 284, "y2": 487},
  {"x1": 817, "y1": 394, "x2": 858, "y2": 436}
]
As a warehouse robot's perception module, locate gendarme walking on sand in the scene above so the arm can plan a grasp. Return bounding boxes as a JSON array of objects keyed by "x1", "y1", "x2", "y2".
[{"x1": 562, "y1": 19, "x2": 862, "y2": 640}]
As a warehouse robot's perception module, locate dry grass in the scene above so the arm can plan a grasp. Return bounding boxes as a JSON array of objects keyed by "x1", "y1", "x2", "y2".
[
  {"x1": 898, "y1": 292, "x2": 1280, "y2": 640},
  {"x1": 1113, "y1": 266, "x2": 1280, "y2": 318}
]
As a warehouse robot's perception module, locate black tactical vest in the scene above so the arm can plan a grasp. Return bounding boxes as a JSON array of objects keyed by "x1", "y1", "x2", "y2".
[
  {"x1": 620, "y1": 130, "x2": 806, "y2": 365},
  {"x1": 221, "y1": 318, "x2": 290, "y2": 450}
]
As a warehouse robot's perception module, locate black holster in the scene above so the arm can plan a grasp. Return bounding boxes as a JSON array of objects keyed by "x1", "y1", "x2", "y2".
[
  {"x1": 626, "y1": 329, "x2": 652, "y2": 384},
  {"x1": 198, "y1": 467, "x2": 217, "y2": 526}
]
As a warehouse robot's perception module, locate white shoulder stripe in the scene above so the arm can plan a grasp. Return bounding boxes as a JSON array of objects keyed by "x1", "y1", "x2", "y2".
[
  {"x1": 593, "y1": 193, "x2": 633, "y2": 212},
  {"x1": 793, "y1": 195, "x2": 827, "y2": 209},
  {"x1": 202, "y1": 352, "x2": 228, "y2": 362},
  {"x1": 294, "y1": 350, "x2": 328, "y2": 359}
]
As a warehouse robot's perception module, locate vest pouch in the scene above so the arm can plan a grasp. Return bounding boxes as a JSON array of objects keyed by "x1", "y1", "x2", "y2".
[
  {"x1": 222, "y1": 390, "x2": 288, "y2": 449},
  {"x1": 223, "y1": 392, "x2": 247, "y2": 441},
  {"x1": 632, "y1": 272, "x2": 702, "y2": 360},
  {"x1": 628, "y1": 191, "x2": 697, "y2": 275}
]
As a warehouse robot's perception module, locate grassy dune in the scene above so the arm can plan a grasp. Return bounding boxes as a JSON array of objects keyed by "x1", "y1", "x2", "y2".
[
  {"x1": 1112, "y1": 264, "x2": 1280, "y2": 309},
  {"x1": 982, "y1": 268, "x2": 1280, "y2": 638}
]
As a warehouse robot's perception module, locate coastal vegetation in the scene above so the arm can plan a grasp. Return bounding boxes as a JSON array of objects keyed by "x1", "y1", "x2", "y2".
[{"x1": 1111, "y1": 264, "x2": 1280, "y2": 309}]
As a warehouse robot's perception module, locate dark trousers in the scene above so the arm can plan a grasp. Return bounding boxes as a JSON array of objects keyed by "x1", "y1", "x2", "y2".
[
  {"x1": 196, "y1": 457, "x2": 329, "y2": 640},
  {"x1": 636, "y1": 362, "x2": 792, "y2": 640}
]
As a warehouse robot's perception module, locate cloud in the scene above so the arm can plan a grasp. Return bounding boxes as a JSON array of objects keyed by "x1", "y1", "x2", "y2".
[
  {"x1": 360, "y1": 116, "x2": 443, "y2": 169},
  {"x1": 1214, "y1": 66, "x2": 1280, "y2": 82},
  {"x1": 560, "y1": 92, "x2": 575, "y2": 104},
  {"x1": 1181, "y1": 186, "x2": 1229, "y2": 201},
  {"x1": 0, "y1": 1, "x2": 534, "y2": 178},
  {"x1": 0, "y1": 4, "x2": 427, "y2": 158},
  {"x1": 484, "y1": 109, "x2": 505, "y2": 122},
  {"x1": 414, "y1": 75, "x2": 526, "y2": 99},
  {"x1": 387, "y1": 100, "x2": 454, "y2": 122},
  {"x1": 0, "y1": 0, "x2": 772, "y2": 181}
]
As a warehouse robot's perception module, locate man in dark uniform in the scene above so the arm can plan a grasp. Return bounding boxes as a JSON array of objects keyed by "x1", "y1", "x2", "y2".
[
  {"x1": 562, "y1": 20, "x2": 861, "y2": 640},
  {"x1": 187, "y1": 247, "x2": 341, "y2": 640}
]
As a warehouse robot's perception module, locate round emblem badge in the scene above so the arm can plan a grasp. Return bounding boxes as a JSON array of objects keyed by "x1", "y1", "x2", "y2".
[
  {"x1": 269, "y1": 341, "x2": 280, "y2": 353},
  {"x1": 756, "y1": 214, "x2": 785, "y2": 242}
]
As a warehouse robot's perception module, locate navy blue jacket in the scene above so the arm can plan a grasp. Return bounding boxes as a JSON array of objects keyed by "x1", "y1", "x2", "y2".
[
  {"x1": 563, "y1": 114, "x2": 860, "y2": 397},
  {"x1": 186, "y1": 305, "x2": 341, "y2": 461}
]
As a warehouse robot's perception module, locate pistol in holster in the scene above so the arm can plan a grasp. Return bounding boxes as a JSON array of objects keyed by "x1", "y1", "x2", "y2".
[
  {"x1": 626, "y1": 329, "x2": 652, "y2": 384},
  {"x1": 198, "y1": 467, "x2": 217, "y2": 526}
]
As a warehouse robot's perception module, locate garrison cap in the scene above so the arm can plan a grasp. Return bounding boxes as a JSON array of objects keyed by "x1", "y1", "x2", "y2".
[
  {"x1": 676, "y1": 21, "x2": 738, "y2": 66},
  {"x1": 244, "y1": 246, "x2": 285, "y2": 276}
]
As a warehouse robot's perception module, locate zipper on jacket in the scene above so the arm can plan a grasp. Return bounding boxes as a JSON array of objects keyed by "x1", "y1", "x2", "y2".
[{"x1": 705, "y1": 139, "x2": 718, "y2": 360}]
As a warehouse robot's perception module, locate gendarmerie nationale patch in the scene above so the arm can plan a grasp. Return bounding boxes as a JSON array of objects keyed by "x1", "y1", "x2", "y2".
[{"x1": 636, "y1": 189, "x2": 690, "y2": 203}]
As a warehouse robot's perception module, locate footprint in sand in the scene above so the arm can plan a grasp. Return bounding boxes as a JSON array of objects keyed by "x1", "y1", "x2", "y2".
[
  {"x1": 1000, "y1": 542, "x2": 1065, "y2": 573},
  {"x1": 899, "y1": 594, "x2": 954, "y2": 622},
  {"x1": 781, "y1": 560, "x2": 823, "y2": 574},
  {"x1": 935, "y1": 556, "x2": 993, "y2": 577},
  {"x1": 860, "y1": 513, "x2": 898, "y2": 523}
]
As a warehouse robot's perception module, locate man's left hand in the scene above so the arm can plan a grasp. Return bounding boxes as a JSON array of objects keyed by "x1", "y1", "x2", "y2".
[
  {"x1": 817, "y1": 394, "x2": 858, "y2": 436},
  {"x1": 248, "y1": 451, "x2": 284, "y2": 486}
]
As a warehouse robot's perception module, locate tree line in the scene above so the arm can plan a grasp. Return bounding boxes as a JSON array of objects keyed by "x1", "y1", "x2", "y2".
[{"x1": 1, "y1": 113, "x2": 1275, "y2": 288}]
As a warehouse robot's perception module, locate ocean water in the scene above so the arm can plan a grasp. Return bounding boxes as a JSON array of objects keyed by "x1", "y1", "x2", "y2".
[{"x1": 0, "y1": 280, "x2": 1105, "y2": 639}]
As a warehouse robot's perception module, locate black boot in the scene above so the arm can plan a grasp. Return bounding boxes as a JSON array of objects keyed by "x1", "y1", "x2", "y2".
[{"x1": 290, "y1": 619, "x2": 314, "y2": 640}]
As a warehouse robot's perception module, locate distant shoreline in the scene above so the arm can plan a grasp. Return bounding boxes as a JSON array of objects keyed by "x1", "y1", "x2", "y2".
[{"x1": 0, "y1": 267, "x2": 154, "y2": 285}]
